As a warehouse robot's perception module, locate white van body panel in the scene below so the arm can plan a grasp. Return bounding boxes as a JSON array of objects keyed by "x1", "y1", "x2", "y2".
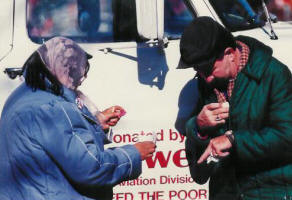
[{"x1": 0, "y1": 0, "x2": 292, "y2": 199}]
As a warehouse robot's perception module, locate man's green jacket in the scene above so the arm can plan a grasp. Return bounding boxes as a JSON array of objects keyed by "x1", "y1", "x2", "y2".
[{"x1": 185, "y1": 36, "x2": 292, "y2": 200}]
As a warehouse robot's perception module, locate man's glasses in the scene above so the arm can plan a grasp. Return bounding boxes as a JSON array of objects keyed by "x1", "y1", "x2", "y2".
[
  {"x1": 195, "y1": 64, "x2": 214, "y2": 79},
  {"x1": 195, "y1": 53, "x2": 224, "y2": 78}
]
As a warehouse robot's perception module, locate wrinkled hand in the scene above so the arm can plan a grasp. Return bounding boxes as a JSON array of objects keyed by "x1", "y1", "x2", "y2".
[
  {"x1": 96, "y1": 106, "x2": 126, "y2": 130},
  {"x1": 197, "y1": 134, "x2": 232, "y2": 164},
  {"x1": 134, "y1": 141, "x2": 156, "y2": 160},
  {"x1": 197, "y1": 103, "x2": 229, "y2": 130}
]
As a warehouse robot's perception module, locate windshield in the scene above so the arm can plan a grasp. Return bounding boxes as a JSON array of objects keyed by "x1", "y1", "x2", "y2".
[
  {"x1": 26, "y1": 0, "x2": 193, "y2": 44},
  {"x1": 209, "y1": 0, "x2": 263, "y2": 31}
]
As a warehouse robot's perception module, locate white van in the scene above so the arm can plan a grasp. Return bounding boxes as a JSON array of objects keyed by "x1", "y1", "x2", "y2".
[{"x1": 1, "y1": 0, "x2": 292, "y2": 199}]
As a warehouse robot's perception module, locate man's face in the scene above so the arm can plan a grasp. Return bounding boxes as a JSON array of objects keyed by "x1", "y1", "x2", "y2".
[{"x1": 198, "y1": 53, "x2": 232, "y2": 89}]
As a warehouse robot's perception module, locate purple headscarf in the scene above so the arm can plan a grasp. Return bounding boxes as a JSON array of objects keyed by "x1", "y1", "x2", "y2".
[{"x1": 37, "y1": 37, "x2": 89, "y2": 90}]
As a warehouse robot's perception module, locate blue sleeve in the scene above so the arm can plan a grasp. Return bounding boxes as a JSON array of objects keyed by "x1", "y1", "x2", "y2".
[{"x1": 17, "y1": 101, "x2": 142, "y2": 187}]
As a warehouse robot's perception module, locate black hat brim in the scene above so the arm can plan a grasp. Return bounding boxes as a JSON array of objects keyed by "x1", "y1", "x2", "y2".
[
  {"x1": 177, "y1": 57, "x2": 193, "y2": 69},
  {"x1": 177, "y1": 56, "x2": 216, "y2": 73}
]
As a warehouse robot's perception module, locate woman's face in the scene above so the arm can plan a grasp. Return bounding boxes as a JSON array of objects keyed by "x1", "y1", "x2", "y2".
[{"x1": 72, "y1": 61, "x2": 90, "y2": 88}]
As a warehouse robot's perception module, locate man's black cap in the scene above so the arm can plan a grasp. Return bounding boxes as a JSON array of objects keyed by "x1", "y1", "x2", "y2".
[{"x1": 178, "y1": 17, "x2": 236, "y2": 71}]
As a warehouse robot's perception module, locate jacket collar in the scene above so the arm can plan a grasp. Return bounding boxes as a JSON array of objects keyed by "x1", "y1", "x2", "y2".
[
  {"x1": 42, "y1": 78, "x2": 77, "y2": 104},
  {"x1": 61, "y1": 86, "x2": 78, "y2": 104},
  {"x1": 60, "y1": 86, "x2": 98, "y2": 124},
  {"x1": 236, "y1": 36, "x2": 273, "y2": 82}
]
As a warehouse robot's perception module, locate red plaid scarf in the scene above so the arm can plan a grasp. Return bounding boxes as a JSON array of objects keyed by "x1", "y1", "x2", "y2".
[{"x1": 214, "y1": 41, "x2": 250, "y2": 103}]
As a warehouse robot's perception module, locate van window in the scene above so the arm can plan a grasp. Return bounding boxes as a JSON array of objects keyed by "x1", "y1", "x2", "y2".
[
  {"x1": 26, "y1": 0, "x2": 193, "y2": 44},
  {"x1": 209, "y1": 0, "x2": 263, "y2": 31},
  {"x1": 165, "y1": 0, "x2": 194, "y2": 39}
]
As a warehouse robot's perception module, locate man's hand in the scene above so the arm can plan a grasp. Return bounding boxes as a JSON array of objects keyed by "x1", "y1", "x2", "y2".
[
  {"x1": 197, "y1": 134, "x2": 232, "y2": 164},
  {"x1": 134, "y1": 141, "x2": 156, "y2": 160},
  {"x1": 96, "y1": 106, "x2": 126, "y2": 130},
  {"x1": 197, "y1": 103, "x2": 229, "y2": 130}
]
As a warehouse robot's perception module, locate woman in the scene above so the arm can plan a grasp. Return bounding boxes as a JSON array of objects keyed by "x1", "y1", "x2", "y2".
[{"x1": 0, "y1": 37, "x2": 156, "y2": 200}]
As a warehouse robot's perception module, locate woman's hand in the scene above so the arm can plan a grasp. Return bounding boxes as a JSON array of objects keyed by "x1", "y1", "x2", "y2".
[{"x1": 96, "y1": 106, "x2": 126, "y2": 130}]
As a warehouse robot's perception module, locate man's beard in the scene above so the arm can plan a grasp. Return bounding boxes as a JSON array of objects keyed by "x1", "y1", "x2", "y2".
[{"x1": 209, "y1": 77, "x2": 229, "y2": 91}]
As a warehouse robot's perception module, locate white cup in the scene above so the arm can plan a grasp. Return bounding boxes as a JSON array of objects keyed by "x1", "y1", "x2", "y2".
[{"x1": 138, "y1": 131, "x2": 157, "y2": 144}]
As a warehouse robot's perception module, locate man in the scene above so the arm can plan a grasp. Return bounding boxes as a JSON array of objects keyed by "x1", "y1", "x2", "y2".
[
  {"x1": 178, "y1": 17, "x2": 292, "y2": 199},
  {"x1": 0, "y1": 37, "x2": 156, "y2": 200}
]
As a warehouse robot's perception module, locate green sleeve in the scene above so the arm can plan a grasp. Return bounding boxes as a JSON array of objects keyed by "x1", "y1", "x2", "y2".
[{"x1": 234, "y1": 63, "x2": 292, "y2": 168}]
